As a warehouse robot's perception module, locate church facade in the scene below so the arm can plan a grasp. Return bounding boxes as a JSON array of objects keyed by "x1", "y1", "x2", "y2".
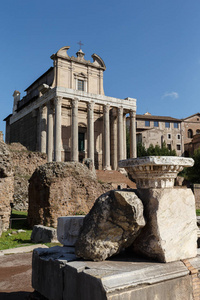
[{"x1": 4, "y1": 46, "x2": 137, "y2": 170}]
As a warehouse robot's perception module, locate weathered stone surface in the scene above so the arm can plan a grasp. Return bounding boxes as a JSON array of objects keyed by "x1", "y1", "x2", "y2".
[
  {"x1": 132, "y1": 188, "x2": 197, "y2": 262},
  {"x1": 8, "y1": 143, "x2": 47, "y2": 210},
  {"x1": 31, "y1": 225, "x2": 57, "y2": 243},
  {"x1": 28, "y1": 162, "x2": 111, "y2": 228},
  {"x1": 32, "y1": 246, "x2": 76, "y2": 300},
  {"x1": 75, "y1": 190, "x2": 145, "y2": 261},
  {"x1": 119, "y1": 156, "x2": 194, "y2": 189},
  {"x1": 0, "y1": 141, "x2": 13, "y2": 178},
  {"x1": 0, "y1": 141, "x2": 14, "y2": 233},
  {"x1": 57, "y1": 216, "x2": 84, "y2": 246},
  {"x1": 32, "y1": 246, "x2": 193, "y2": 300}
]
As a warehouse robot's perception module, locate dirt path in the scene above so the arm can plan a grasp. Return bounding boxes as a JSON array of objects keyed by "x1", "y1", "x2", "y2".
[{"x1": 0, "y1": 252, "x2": 33, "y2": 300}]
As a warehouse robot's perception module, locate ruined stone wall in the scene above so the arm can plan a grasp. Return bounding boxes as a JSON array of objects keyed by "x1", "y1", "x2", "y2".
[
  {"x1": 8, "y1": 143, "x2": 47, "y2": 210},
  {"x1": 0, "y1": 141, "x2": 14, "y2": 233},
  {"x1": 28, "y1": 162, "x2": 111, "y2": 228}
]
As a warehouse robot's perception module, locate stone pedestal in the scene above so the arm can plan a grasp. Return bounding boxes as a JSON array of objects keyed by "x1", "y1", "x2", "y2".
[{"x1": 119, "y1": 156, "x2": 197, "y2": 263}]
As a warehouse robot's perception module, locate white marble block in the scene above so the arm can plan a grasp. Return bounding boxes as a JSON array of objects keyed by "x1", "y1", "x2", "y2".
[
  {"x1": 57, "y1": 216, "x2": 84, "y2": 246},
  {"x1": 133, "y1": 188, "x2": 197, "y2": 262}
]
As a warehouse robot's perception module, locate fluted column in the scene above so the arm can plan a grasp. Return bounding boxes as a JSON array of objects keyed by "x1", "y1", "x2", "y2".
[
  {"x1": 103, "y1": 104, "x2": 111, "y2": 169},
  {"x1": 71, "y1": 98, "x2": 79, "y2": 161},
  {"x1": 39, "y1": 105, "x2": 47, "y2": 153},
  {"x1": 54, "y1": 96, "x2": 62, "y2": 162},
  {"x1": 47, "y1": 100, "x2": 54, "y2": 162},
  {"x1": 87, "y1": 101, "x2": 94, "y2": 163},
  {"x1": 130, "y1": 110, "x2": 137, "y2": 158},
  {"x1": 118, "y1": 106, "x2": 124, "y2": 162}
]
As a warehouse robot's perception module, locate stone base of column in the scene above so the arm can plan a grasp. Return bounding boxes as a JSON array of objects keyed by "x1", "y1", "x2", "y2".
[{"x1": 103, "y1": 165, "x2": 112, "y2": 171}]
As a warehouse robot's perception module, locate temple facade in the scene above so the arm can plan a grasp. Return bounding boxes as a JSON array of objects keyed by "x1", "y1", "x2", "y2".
[{"x1": 4, "y1": 46, "x2": 137, "y2": 170}]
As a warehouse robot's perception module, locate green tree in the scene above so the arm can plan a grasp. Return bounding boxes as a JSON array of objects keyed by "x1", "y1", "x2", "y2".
[
  {"x1": 184, "y1": 149, "x2": 200, "y2": 183},
  {"x1": 137, "y1": 142, "x2": 177, "y2": 157}
]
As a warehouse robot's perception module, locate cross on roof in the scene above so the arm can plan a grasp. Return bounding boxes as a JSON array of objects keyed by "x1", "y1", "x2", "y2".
[{"x1": 77, "y1": 41, "x2": 84, "y2": 50}]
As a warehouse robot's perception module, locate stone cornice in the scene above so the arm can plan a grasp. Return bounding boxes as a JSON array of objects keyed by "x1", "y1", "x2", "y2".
[{"x1": 9, "y1": 87, "x2": 136, "y2": 125}]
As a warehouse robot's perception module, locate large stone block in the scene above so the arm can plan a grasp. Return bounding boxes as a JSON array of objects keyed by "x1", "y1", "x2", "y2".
[
  {"x1": 132, "y1": 188, "x2": 197, "y2": 262},
  {"x1": 75, "y1": 190, "x2": 145, "y2": 261},
  {"x1": 28, "y1": 162, "x2": 110, "y2": 228},
  {"x1": 31, "y1": 225, "x2": 57, "y2": 243},
  {"x1": 57, "y1": 216, "x2": 84, "y2": 246},
  {"x1": 32, "y1": 246, "x2": 76, "y2": 300},
  {"x1": 32, "y1": 246, "x2": 194, "y2": 300}
]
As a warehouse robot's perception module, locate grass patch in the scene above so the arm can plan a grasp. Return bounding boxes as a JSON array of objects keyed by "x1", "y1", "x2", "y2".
[
  {"x1": 197, "y1": 209, "x2": 200, "y2": 216},
  {"x1": 0, "y1": 210, "x2": 61, "y2": 250},
  {"x1": 0, "y1": 210, "x2": 32, "y2": 250}
]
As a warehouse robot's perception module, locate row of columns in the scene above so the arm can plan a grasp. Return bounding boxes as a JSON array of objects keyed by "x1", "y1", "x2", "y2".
[{"x1": 38, "y1": 97, "x2": 137, "y2": 169}]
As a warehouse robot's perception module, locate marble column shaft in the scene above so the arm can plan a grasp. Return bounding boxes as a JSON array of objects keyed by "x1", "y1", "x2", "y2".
[
  {"x1": 103, "y1": 104, "x2": 110, "y2": 169},
  {"x1": 87, "y1": 102, "x2": 94, "y2": 163},
  {"x1": 123, "y1": 114, "x2": 127, "y2": 159},
  {"x1": 130, "y1": 110, "x2": 137, "y2": 158},
  {"x1": 71, "y1": 98, "x2": 79, "y2": 161},
  {"x1": 110, "y1": 108, "x2": 118, "y2": 170},
  {"x1": 39, "y1": 105, "x2": 47, "y2": 153},
  {"x1": 47, "y1": 101, "x2": 54, "y2": 162},
  {"x1": 54, "y1": 96, "x2": 62, "y2": 162},
  {"x1": 118, "y1": 107, "x2": 124, "y2": 161}
]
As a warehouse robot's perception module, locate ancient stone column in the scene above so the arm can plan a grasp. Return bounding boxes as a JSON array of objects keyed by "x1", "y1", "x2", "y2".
[
  {"x1": 71, "y1": 98, "x2": 79, "y2": 161},
  {"x1": 103, "y1": 104, "x2": 111, "y2": 169},
  {"x1": 130, "y1": 110, "x2": 137, "y2": 158},
  {"x1": 87, "y1": 101, "x2": 94, "y2": 163},
  {"x1": 123, "y1": 114, "x2": 127, "y2": 159},
  {"x1": 110, "y1": 108, "x2": 118, "y2": 170},
  {"x1": 118, "y1": 106, "x2": 124, "y2": 162},
  {"x1": 47, "y1": 101, "x2": 54, "y2": 162},
  {"x1": 54, "y1": 96, "x2": 62, "y2": 162},
  {"x1": 39, "y1": 105, "x2": 47, "y2": 154}
]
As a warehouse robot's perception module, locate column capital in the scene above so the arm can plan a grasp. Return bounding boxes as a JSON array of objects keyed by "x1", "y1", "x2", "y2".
[
  {"x1": 118, "y1": 106, "x2": 123, "y2": 115},
  {"x1": 130, "y1": 110, "x2": 136, "y2": 118},
  {"x1": 103, "y1": 103, "x2": 110, "y2": 113},
  {"x1": 54, "y1": 96, "x2": 62, "y2": 106},
  {"x1": 71, "y1": 98, "x2": 79, "y2": 108},
  {"x1": 88, "y1": 101, "x2": 94, "y2": 111}
]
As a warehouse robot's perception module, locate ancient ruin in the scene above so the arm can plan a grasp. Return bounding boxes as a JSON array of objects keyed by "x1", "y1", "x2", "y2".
[
  {"x1": 31, "y1": 156, "x2": 198, "y2": 300},
  {"x1": 28, "y1": 161, "x2": 111, "y2": 228},
  {"x1": 0, "y1": 141, "x2": 14, "y2": 234},
  {"x1": 75, "y1": 190, "x2": 145, "y2": 261}
]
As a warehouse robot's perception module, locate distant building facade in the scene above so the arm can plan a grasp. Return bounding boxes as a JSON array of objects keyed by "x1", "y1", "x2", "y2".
[
  {"x1": 4, "y1": 46, "x2": 137, "y2": 170},
  {"x1": 127, "y1": 113, "x2": 184, "y2": 156},
  {"x1": 182, "y1": 113, "x2": 200, "y2": 156}
]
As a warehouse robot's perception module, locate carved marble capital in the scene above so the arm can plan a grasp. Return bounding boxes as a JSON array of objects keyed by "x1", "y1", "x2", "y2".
[
  {"x1": 71, "y1": 98, "x2": 79, "y2": 109},
  {"x1": 54, "y1": 96, "x2": 62, "y2": 106},
  {"x1": 88, "y1": 101, "x2": 94, "y2": 112},
  {"x1": 119, "y1": 156, "x2": 194, "y2": 189},
  {"x1": 130, "y1": 110, "x2": 136, "y2": 118},
  {"x1": 103, "y1": 104, "x2": 110, "y2": 114}
]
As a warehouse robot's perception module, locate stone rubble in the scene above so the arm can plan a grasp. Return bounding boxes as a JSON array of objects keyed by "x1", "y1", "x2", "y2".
[{"x1": 75, "y1": 190, "x2": 145, "y2": 261}]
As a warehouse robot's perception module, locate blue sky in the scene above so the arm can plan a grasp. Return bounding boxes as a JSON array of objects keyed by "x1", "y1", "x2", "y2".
[{"x1": 1, "y1": 0, "x2": 200, "y2": 137}]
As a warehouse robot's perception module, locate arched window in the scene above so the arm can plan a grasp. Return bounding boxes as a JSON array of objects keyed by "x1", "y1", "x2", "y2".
[
  {"x1": 196, "y1": 129, "x2": 200, "y2": 134},
  {"x1": 188, "y1": 129, "x2": 193, "y2": 138}
]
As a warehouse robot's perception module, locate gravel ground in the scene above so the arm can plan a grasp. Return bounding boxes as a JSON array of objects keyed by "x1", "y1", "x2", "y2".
[{"x1": 0, "y1": 252, "x2": 33, "y2": 300}]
